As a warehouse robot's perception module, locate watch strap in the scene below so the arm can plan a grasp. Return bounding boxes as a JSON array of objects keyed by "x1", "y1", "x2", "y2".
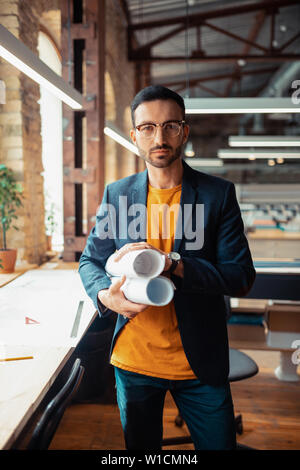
[{"x1": 168, "y1": 258, "x2": 179, "y2": 274}]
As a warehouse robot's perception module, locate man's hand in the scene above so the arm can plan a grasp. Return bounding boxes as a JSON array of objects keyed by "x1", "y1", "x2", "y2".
[
  {"x1": 98, "y1": 275, "x2": 149, "y2": 320},
  {"x1": 113, "y1": 242, "x2": 172, "y2": 272}
]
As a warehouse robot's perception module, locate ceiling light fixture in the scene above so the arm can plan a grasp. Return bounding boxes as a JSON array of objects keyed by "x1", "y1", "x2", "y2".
[
  {"x1": 104, "y1": 123, "x2": 140, "y2": 156},
  {"x1": 218, "y1": 149, "x2": 300, "y2": 159},
  {"x1": 0, "y1": 24, "x2": 83, "y2": 109},
  {"x1": 184, "y1": 141, "x2": 195, "y2": 157},
  {"x1": 229, "y1": 135, "x2": 300, "y2": 147},
  {"x1": 185, "y1": 97, "x2": 300, "y2": 114}
]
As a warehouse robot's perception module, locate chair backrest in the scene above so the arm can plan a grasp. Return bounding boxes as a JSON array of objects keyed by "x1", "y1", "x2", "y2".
[
  {"x1": 224, "y1": 296, "x2": 259, "y2": 382},
  {"x1": 27, "y1": 358, "x2": 84, "y2": 450},
  {"x1": 228, "y1": 348, "x2": 258, "y2": 382}
]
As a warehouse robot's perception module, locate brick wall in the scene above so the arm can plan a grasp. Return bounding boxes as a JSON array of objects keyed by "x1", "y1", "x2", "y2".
[{"x1": 0, "y1": 0, "x2": 60, "y2": 263}]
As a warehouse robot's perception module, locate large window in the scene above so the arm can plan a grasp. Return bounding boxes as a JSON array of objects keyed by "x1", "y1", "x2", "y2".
[{"x1": 38, "y1": 31, "x2": 63, "y2": 251}]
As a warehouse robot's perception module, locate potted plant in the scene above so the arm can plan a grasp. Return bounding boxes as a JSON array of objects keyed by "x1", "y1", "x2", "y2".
[
  {"x1": 45, "y1": 201, "x2": 57, "y2": 251},
  {"x1": 0, "y1": 164, "x2": 23, "y2": 273}
]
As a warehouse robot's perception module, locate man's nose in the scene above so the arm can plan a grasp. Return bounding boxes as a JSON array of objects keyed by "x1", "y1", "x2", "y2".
[{"x1": 153, "y1": 126, "x2": 167, "y2": 146}]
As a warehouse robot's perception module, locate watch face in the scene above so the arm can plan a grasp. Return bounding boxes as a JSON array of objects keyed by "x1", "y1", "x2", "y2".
[{"x1": 170, "y1": 252, "x2": 181, "y2": 261}]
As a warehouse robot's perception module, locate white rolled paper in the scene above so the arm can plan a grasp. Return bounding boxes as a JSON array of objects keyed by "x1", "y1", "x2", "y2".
[
  {"x1": 105, "y1": 249, "x2": 165, "y2": 279},
  {"x1": 111, "y1": 275, "x2": 174, "y2": 306}
]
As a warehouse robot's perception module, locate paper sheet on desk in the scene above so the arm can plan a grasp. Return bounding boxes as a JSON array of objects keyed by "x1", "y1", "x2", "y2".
[
  {"x1": 0, "y1": 344, "x2": 40, "y2": 402},
  {"x1": 0, "y1": 269, "x2": 95, "y2": 347}
]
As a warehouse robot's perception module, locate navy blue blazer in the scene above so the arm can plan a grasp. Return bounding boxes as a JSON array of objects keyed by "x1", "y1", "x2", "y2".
[{"x1": 79, "y1": 160, "x2": 256, "y2": 385}]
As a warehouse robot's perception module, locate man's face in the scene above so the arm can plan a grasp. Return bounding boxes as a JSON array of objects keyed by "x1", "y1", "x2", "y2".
[{"x1": 130, "y1": 99, "x2": 189, "y2": 168}]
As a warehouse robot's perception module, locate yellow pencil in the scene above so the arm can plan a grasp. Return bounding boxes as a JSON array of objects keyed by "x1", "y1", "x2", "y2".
[{"x1": 0, "y1": 356, "x2": 34, "y2": 362}]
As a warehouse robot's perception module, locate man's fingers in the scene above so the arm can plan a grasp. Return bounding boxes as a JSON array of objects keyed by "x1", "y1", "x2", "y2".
[
  {"x1": 110, "y1": 274, "x2": 126, "y2": 292},
  {"x1": 109, "y1": 278, "x2": 147, "y2": 312},
  {"x1": 114, "y1": 242, "x2": 153, "y2": 261}
]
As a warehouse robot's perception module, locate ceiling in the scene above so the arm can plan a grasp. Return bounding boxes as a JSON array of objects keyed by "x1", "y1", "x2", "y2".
[
  {"x1": 125, "y1": 0, "x2": 300, "y2": 97},
  {"x1": 121, "y1": 0, "x2": 300, "y2": 181}
]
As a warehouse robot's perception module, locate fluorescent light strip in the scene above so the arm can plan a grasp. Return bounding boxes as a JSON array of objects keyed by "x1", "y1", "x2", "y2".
[
  {"x1": 229, "y1": 136, "x2": 300, "y2": 147},
  {"x1": 218, "y1": 149, "x2": 300, "y2": 159},
  {"x1": 185, "y1": 98, "x2": 300, "y2": 114},
  {"x1": 104, "y1": 126, "x2": 140, "y2": 156},
  {"x1": 185, "y1": 158, "x2": 223, "y2": 167},
  {"x1": 0, "y1": 25, "x2": 82, "y2": 109}
]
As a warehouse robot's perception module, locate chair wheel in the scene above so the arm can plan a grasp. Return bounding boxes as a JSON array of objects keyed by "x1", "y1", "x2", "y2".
[{"x1": 175, "y1": 414, "x2": 184, "y2": 427}]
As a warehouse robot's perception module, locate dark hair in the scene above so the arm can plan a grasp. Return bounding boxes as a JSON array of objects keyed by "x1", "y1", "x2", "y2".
[{"x1": 131, "y1": 85, "x2": 185, "y2": 126}]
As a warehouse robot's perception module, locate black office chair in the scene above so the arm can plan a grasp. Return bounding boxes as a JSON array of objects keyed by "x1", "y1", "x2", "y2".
[
  {"x1": 162, "y1": 297, "x2": 259, "y2": 448},
  {"x1": 27, "y1": 358, "x2": 85, "y2": 450}
]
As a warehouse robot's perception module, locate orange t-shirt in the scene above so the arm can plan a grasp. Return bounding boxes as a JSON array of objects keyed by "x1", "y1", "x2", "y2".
[{"x1": 110, "y1": 183, "x2": 196, "y2": 379}]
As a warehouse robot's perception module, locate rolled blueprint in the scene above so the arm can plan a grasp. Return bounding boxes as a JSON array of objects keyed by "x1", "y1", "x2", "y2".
[
  {"x1": 105, "y1": 249, "x2": 165, "y2": 279},
  {"x1": 111, "y1": 275, "x2": 174, "y2": 306}
]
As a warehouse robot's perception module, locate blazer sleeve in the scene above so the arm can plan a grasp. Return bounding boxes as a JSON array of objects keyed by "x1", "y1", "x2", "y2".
[
  {"x1": 78, "y1": 186, "x2": 116, "y2": 317},
  {"x1": 175, "y1": 182, "x2": 256, "y2": 297}
]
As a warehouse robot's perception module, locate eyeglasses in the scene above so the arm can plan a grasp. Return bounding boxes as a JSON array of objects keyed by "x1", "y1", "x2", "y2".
[{"x1": 135, "y1": 120, "x2": 185, "y2": 139}]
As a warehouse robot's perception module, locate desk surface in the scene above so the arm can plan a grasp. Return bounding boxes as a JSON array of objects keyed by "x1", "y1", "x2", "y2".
[
  {"x1": 247, "y1": 260, "x2": 300, "y2": 301},
  {"x1": 248, "y1": 229, "x2": 300, "y2": 240},
  {"x1": 0, "y1": 261, "x2": 97, "y2": 450},
  {"x1": 0, "y1": 262, "x2": 38, "y2": 288}
]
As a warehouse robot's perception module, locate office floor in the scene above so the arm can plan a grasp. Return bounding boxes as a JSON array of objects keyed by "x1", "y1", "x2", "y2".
[{"x1": 49, "y1": 350, "x2": 300, "y2": 450}]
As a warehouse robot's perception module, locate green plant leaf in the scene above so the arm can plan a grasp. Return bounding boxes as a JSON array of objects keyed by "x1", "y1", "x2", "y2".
[{"x1": 0, "y1": 164, "x2": 23, "y2": 249}]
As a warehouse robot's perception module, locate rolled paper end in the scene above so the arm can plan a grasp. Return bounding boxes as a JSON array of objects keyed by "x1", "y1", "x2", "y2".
[
  {"x1": 121, "y1": 276, "x2": 174, "y2": 306},
  {"x1": 133, "y1": 250, "x2": 165, "y2": 278},
  {"x1": 105, "y1": 249, "x2": 165, "y2": 278},
  {"x1": 146, "y1": 276, "x2": 174, "y2": 306}
]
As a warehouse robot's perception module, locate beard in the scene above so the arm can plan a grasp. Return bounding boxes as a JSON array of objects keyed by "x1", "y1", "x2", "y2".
[{"x1": 137, "y1": 143, "x2": 183, "y2": 168}]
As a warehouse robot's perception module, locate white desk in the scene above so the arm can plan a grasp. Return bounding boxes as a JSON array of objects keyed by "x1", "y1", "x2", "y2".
[{"x1": 0, "y1": 268, "x2": 97, "y2": 449}]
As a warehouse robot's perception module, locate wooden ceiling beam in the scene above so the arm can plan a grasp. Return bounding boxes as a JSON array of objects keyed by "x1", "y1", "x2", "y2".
[
  {"x1": 135, "y1": 24, "x2": 186, "y2": 53},
  {"x1": 224, "y1": 10, "x2": 267, "y2": 96},
  {"x1": 194, "y1": 82, "x2": 224, "y2": 97},
  {"x1": 132, "y1": 54, "x2": 300, "y2": 63},
  {"x1": 202, "y1": 20, "x2": 268, "y2": 53},
  {"x1": 159, "y1": 66, "x2": 278, "y2": 88},
  {"x1": 128, "y1": 0, "x2": 299, "y2": 31},
  {"x1": 278, "y1": 31, "x2": 300, "y2": 52}
]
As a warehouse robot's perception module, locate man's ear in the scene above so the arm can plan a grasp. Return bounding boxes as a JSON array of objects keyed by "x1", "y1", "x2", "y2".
[
  {"x1": 183, "y1": 124, "x2": 189, "y2": 145},
  {"x1": 130, "y1": 128, "x2": 136, "y2": 145}
]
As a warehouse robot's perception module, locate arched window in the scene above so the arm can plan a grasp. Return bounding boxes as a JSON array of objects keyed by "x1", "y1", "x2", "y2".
[
  {"x1": 105, "y1": 71, "x2": 117, "y2": 184},
  {"x1": 38, "y1": 31, "x2": 63, "y2": 251}
]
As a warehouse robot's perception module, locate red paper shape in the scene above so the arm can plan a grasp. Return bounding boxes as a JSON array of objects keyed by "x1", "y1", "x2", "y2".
[{"x1": 25, "y1": 316, "x2": 40, "y2": 325}]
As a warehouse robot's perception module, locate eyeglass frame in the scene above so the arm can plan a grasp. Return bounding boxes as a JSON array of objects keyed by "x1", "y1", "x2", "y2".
[{"x1": 134, "y1": 120, "x2": 186, "y2": 139}]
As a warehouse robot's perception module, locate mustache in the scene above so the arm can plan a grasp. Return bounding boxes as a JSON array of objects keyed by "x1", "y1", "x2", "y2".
[{"x1": 150, "y1": 145, "x2": 172, "y2": 152}]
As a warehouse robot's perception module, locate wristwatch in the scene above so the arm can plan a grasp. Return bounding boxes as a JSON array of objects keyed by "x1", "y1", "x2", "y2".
[{"x1": 167, "y1": 252, "x2": 181, "y2": 274}]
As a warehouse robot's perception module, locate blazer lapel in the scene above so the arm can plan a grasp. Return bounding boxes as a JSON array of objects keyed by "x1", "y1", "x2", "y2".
[
  {"x1": 129, "y1": 168, "x2": 148, "y2": 242},
  {"x1": 173, "y1": 161, "x2": 198, "y2": 253}
]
